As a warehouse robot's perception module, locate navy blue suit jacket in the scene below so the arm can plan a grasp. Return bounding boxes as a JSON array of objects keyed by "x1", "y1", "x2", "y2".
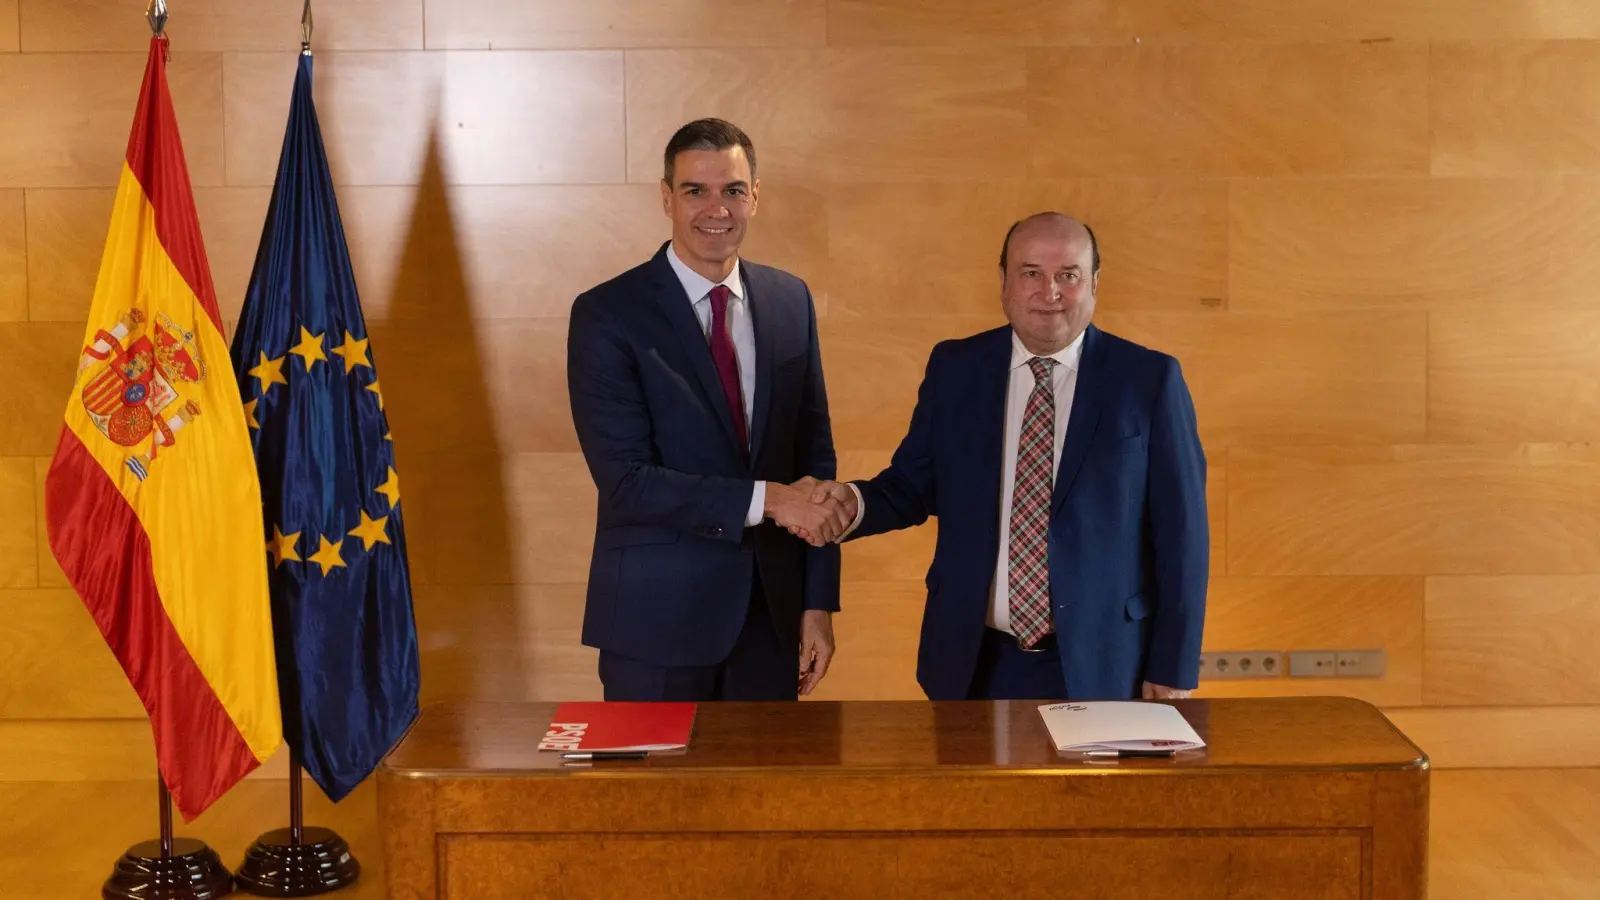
[
  {"x1": 849, "y1": 324, "x2": 1208, "y2": 700},
  {"x1": 567, "y1": 243, "x2": 840, "y2": 668}
]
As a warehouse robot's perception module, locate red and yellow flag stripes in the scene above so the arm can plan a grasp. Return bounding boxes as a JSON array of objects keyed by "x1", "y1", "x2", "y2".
[{"x1": 44, "y1": 37, "x2": 281, "y2": 821}]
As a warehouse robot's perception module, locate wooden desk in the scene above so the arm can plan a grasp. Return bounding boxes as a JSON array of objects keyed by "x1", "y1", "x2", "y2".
[{"x1": 378, "y1": 697, "x2": 1428, "y2": 900}]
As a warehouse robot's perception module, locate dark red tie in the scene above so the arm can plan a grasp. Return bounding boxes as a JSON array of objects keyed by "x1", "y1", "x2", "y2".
[{"x1": 707, "y1": 285, "x2": 747, "y2": 448}]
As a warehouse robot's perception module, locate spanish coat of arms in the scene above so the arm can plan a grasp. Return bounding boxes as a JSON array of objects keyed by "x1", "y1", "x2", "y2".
[{"x1": 77, "y1": 309, "x2": 207, "y2": 481}]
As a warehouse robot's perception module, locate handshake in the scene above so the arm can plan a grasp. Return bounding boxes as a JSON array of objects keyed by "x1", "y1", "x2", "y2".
[{"x1": 764, "y1": 476, "x2": 858, "y2": 547}]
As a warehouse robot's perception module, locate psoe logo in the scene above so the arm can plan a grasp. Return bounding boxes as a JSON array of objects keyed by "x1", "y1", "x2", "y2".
[{"x1": 538, "y1": 722, "x2": 588, "y2": 751}]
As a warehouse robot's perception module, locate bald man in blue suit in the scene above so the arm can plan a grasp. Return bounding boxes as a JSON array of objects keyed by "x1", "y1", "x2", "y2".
[{"x1": 800, "y1": 213, "x2": 1209, "y2": 702}]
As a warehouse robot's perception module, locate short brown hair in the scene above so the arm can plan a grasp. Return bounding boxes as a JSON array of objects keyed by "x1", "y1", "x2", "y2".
[{"x1": 663, "y1": 118, "x2": 757, "y2": 185}]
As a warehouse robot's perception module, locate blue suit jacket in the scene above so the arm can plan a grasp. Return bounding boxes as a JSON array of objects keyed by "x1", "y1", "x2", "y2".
[
  {"x1": 567, "y1": 243, "x2": 839, "y2": 668},
  {"x1": 849, "y1": 324, "x2": 1207, "y2": 700}
]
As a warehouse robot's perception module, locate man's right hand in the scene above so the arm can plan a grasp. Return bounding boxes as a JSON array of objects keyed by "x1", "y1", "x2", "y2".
[{"x1": 766, "y1": 477, "x2": 852, "y2": 546}]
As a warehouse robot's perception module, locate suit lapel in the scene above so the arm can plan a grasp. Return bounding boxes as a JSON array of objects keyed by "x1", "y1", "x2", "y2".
[
  {"x1": 745, "y1": 264, "x2": 776, "y2": 466},
  {"x1": 649, "y1": 246, "x2": 742, "y2": 454},
  {"x1": 976, "y1": 328, "x2": 1012, "y2": 535},
  {"x1": 1052, "y1": 324, "x2": 1104, "y2": 515}
]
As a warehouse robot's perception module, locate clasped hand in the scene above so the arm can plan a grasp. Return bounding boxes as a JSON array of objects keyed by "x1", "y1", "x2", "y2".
[{"x1": 765, "y1": 476, "x2": 857, "y2": 547}]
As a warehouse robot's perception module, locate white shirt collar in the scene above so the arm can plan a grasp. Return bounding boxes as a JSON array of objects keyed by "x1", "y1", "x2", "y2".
[
  {"x1": 1009, "y1": 328, "x2": 1086, "y2": 373},
  {"x1": 666, "y1": 242, "x2": 744, "y2": 305}
]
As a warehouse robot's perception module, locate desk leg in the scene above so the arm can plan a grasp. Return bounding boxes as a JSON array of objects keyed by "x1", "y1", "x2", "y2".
[
  {"x1": 378, "y1": 773, "x2": 439, "y2": 900},
  {"x1": 1371, "y1": 769, "x2": 1429, "y2": 900}
]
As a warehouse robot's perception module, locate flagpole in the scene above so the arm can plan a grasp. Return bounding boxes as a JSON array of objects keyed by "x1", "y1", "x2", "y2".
[{"x1": 103, "y1": 773, "x2": 234, "y2": 898}]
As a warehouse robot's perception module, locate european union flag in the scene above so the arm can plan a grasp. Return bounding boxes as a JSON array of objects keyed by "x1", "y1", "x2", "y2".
[{"x1": 229, "y1": 52, "x2": 420, "y2": 802}]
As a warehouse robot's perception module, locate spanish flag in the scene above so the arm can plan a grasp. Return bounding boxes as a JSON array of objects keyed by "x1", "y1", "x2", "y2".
[{"x1": 43, "y1": 36, "x2": 282, "y2": 822}]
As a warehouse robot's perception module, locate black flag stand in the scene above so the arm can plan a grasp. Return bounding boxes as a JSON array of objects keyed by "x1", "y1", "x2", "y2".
[
  {"x1": 234, "y1": 748, "x2": 360, "y2": 896},
  {"x1": 102, "y1": 776, "x2": 234, "y2": 899}
]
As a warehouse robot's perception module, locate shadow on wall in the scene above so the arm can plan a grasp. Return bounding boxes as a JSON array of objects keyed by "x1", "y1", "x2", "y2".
[{"x1": 370, "y1": 110, "x2": 527, "y2": 707}]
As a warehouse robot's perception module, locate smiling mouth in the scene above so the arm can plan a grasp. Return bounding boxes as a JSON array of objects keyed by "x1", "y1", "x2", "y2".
[{"x1": 696, "y1": 224, "x2": 732, "y2": 236}]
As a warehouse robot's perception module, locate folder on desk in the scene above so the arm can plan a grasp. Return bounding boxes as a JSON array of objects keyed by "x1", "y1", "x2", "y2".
[
  {"x1": 1037, "y1": 701, "x2": 1206, "y2": 753},
  {"x1": 537, "y1": 702, "x2": 697, "y2": 752}
]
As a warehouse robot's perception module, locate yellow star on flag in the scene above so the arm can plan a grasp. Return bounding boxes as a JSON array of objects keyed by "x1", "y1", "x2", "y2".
[
  {"x1": 308, "y1": 534, "x2": 347, "y2": 576},
  {"x1": 376, "y1": 467, "x2": 401, "y2": 509},
  {"x1": 266, "y1": 525, "x2": 302, "y2": 567},
  {"x1": 244, "y1": 398, "x2": 260, "y2": 430},
  {"x1": 331, "y1": 331, "x2": 371, "y2": 372},
  {"x1": 289, "y1": 326, "x2": 327, "y2": 371},
  {"x1": 366, "y1": 378, "x2": 384, "y2": 410},
  {"x1": 250, "y1": 351, "x2": 288, "y2": 394},
  {"x1": 348, "y1": 510, "x2": 391, "y2": 551}
]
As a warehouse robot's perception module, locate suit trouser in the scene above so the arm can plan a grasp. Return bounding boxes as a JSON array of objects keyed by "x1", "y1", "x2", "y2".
[
  {"x1": 597, "y1": 579, "x2": 797, "y2": 702},
  {"x1": 965, "y1": 628, "x2": 1069, "y2": 700}
]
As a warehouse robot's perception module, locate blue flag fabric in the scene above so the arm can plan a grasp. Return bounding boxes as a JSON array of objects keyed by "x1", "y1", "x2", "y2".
[{"x1": 229, "y1": 53, "x2": 420, "y2": 802}]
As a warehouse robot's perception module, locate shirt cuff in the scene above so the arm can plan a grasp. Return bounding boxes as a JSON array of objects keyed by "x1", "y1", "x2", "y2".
[
  {"x1": 746, "y1": 481, "x2": 766, "y2": 527},
  {"x1": 836, "y1": 482, "x2": 866, "y2": 541}
]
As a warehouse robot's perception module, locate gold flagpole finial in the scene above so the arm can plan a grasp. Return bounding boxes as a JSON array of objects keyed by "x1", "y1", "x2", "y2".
[
  {"x1": 146, "y1": 0, "x2": 168, "y2": 37},
  {"x1": 302, "y1": 0, "x2": 314, "y2": 55}
]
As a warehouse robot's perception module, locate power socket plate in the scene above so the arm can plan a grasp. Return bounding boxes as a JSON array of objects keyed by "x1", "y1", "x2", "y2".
[{"x1": 1198, "y1": 650, "x2": 1285, "y2": 680}]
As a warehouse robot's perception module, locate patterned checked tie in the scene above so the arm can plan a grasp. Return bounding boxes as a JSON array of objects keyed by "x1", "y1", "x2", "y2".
[{"x1": 1009, "y1": 356, "x2": 1058, "y2": 648}]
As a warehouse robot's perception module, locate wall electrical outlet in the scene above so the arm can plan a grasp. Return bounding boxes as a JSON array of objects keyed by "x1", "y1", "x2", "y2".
[
  {"x1": 1288, "y1": 651, "x2": 1338, "y2": 677},
  {"x1": 1198, "y1": 650, "x2": 1285, "y2": 680},
  {"x1": 1288, "y1": 650, "x2": 1384, "y2": 678},
  {"x1": 1335, "y1": 649, "x2": 1385, "y2": 678}
]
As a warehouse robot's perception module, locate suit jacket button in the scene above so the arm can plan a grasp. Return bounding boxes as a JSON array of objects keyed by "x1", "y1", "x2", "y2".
[{"x1": 711, "y1": 526, "x2": 724, "y2": 538}]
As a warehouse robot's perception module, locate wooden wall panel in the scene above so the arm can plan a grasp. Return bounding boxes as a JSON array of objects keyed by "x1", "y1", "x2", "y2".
[
  {"x1": 1230, "y1": 176, "x2": 1600, "y2": 310},
  {"x1": 808, "y1": 582, "x2": 925, "y2": 701},
  {"x1": 1384, "y1": 706, "x2": 1600, "y2": 768},
  {"x1": 624, "y1": 50, "x2": 826, "y2": 185},
  {"x1": 224, "y1": 52, "x2": 433, "y2": 187},
  {"x1": 0, "y1": 459, "x2": 34, "y2": 588},
  {"x1": 426, "y1": 0, "x2": 827, "y2": 50},
  {"x1": 0, "y1": 324, "x2": 83, "y2": 455},
  {"x1": 829, "y1": 0, "x2": 1600, "y2": 45},
  {"x1": 819, "y1": 315, "x2": 997, "y2": 450},
  {"x1": 421, "y1": 453, "x2": 596, "y2": 586},
  {"x1": 824, "y1": 50, "x2": 1028, "y2": 182},
  {"x1": 0, "y1": 190, "x2": 23, "y2": 321},
  {"x1": 374, "y1": 318, "x2": 575, "y2": 457},
  {"x1": 0, "y1": 589, "x2": 142, "y2": 717},
  {"x1": 827, "y1": 180, "x2": 1227, "y2": 317},
  {"x1": 1429, "y1": 310, "x2": 1600, "y2": 443},
  {"x1": 227, "y1": 51, "x2": 626, "y2": 187},
  {"x1": 19, "y1": 0, "x2": 424, "y2": 52},
  {"x1": 1424, "y1": 576, "x2": 1600, "y2": 706},
  {"x1": 1097, "y1": 312, "x2": 1428, "y2": 446},
  {"x1": 1028, "y1": 44, "x2": 1430, "y2": 178},
  {"x1": 411, "y1": 584, "x2": 597, "y2": 704},
  {"x1": 1230, "y1": 445, "x2": 1600, "y2": 576},
  {"x1": 1432, "y1": 41, "x2": 1600, "y2": 176},
  {"x1": 0, "y1": 0, "x2": 17, "y2": 52},
  {"x1": 22, "y1": 189, "x2": 111, "y2": 323},
  {"x1": 1197, "y1": 577, "x2": 1424, "y2": 707},
  {"x1": 0, "y1": 52, "x2": 223, "y2": 189}
]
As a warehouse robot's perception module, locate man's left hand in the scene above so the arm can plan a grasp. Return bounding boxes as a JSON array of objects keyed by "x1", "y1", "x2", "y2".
[
  {"x1": 1142, "y1": 681, "x2": 1191, "y2": 700},
  {"x1": 798, "y1": 610, "x2": 836, "y2": 696}
]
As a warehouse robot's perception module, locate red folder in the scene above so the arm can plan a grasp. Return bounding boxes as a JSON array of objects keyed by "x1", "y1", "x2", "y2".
[{"x1": 538, "y1": 702, "x2": 697, "y2": 752}]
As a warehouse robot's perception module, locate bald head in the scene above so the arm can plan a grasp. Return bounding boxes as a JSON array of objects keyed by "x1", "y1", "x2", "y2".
[
  {"x1": 997, "y1": 211, "x2": 1100, "y2": 356},
  {"x1": 999, "y1": 212, "x2": 1099, "y2": 274}
]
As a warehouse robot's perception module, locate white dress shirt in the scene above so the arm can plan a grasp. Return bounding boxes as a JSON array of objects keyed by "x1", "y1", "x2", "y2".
[
  {"x1": 988, "y1": 330, "x2": 1084, "y2": 633},
  {"x1": 665, "y1": 244, "x2": 765, "y2": 527}
]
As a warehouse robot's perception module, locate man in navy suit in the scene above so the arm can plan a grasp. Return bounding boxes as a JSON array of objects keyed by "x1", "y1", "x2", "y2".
[
  {"x1": 802, "y1": 213, "x2": 1208, "y2": 701},
  {"x1": 567, "y1": 119, "x2": 852, "y2": 702}
]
